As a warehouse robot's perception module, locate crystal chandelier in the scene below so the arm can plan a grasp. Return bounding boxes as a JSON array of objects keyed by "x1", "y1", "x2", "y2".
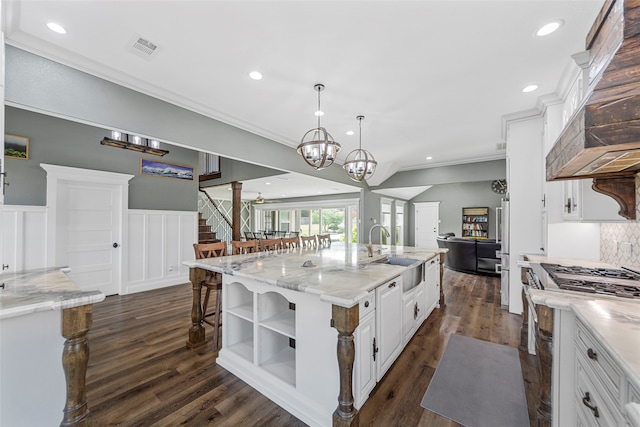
[
  {"x1": 297, "y1": 84, "x2": 341, "y2": 170},
  {"x1": 343, "y1": 115, "x2": 377, "y2": 181}
]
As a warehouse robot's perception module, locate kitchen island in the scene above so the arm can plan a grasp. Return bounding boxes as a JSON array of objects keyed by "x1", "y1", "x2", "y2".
[
  {"x1": 184, "y1": 243, "x2": 446, "y2": 427},
  {"x1": 0, "y1": 267, "x2": 105, "y2": 426},
  {"x1": 521, "y1": 255, "x2": 640, "y2": 427}
]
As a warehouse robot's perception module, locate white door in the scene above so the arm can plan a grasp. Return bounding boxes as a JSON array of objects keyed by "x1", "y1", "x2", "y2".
[
  {"x1": 56, "y1": 181, "x2": 122, "y2": 295},
  {"x1": 415, "y1": 202, "x2": 439, "y2": 248}
]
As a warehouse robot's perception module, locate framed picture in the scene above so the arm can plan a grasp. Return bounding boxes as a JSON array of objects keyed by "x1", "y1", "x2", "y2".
[
  {"x1": 140, "y1": 158, "x2": 194, "y2": 181},
  {"x1": 5, "y1": 134, "x2": 29, "y2": 160}
]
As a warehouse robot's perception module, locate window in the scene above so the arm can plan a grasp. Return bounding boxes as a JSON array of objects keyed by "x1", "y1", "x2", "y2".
[
  {"x1": 395, "y1": 201, "x2": 405, "y2": 246},
  {"x1": 381, "y1": 198, "x2": 392, "y2": 245},
  {"x1": 255, "y1": 199, "x2": 358, "y2": 243}
]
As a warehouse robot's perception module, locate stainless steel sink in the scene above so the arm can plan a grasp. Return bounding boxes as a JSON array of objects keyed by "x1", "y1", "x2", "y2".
[{"x1": 374, "y1": 256, "x2": 424, "y2": 291}]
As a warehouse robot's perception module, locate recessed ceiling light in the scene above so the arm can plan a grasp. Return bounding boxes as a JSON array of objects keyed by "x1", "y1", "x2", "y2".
[
  {"x1": 249, "y1": 71, "x2": 263, "y2": 80},
  {"x1": 281, "y1": 194, "x2": 286, "y2": 197},
  {"x1": 227, "y1": 187, "x2": 232, "y2": 191},
  {"x1": 426, "y1": 156, "x2": 433, "y2": 160},
  {"x1": 346, "y1": 130, "x2": 355, "y2": 136},
  {"x1": 47, "y1": 22, "x2": 67, "y2": 34},
  {"x1": 536, "y1": 20, "x2": 564, "y2": 37},
  {"x1": 265, "y1": 182, "x2": 271, "y2": 185},
  {"x1": 522, "y1": 85, "x2": 538, "y2": 93},
  {"x1": 315, "y1": 110, "x2": 324, "y2": 117}
]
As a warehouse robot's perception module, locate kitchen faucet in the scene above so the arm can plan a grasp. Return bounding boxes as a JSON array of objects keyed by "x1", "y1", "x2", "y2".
[{"x1": 366, "y1": 224, "x2": 390, "y2": 257}]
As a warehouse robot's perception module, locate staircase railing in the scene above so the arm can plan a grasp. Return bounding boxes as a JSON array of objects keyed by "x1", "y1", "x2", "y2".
[{"x1": 198, "y1": 190, "x2": 232, "y2": 245}]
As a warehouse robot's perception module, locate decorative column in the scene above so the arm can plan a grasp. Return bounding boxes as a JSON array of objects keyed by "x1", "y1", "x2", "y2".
[
  {"x1": 535, "y1": 304, "x2": 553, "y2": 427},
  {"x1": 186, "y1": 267, "x2": 207, "y2": 348},
  {"x1": 231, "y1": 181, "x2": 242, "y2": 241},
  {"x1": 331, "y1": 304, "x2": 360, "y2": 427},
  {"x1": 438, "y1": 252, "x2": 446, "y2": 307},
  {"x1": 60, "y1": 305, "x2": 92, "y2": 427},
  {"x1": 520, "y1": 288, "x2": 529, "y2": 351}
]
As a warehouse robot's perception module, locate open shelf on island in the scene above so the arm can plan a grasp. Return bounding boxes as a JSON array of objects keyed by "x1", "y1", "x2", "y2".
[
  {"x1": 227, "y1": 282, "x2": 254, "y2": 321},
  {"x1": 226, "y1": 315, "x2": 254, "y2": 363},
  {"x1": 258, "y1": 326, "x2": 296, "y2": 386},
  {"x1": 260, "y1": 346, "x2": 296, "y2": 386},
  {"x1": 260, "y1": 310, "x2": 295, "y2": 338}
]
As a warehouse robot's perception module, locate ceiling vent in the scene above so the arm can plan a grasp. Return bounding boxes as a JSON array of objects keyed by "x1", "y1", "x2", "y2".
[{"x1": 130, "y1": 35, "x2": 158, "y2": 58}]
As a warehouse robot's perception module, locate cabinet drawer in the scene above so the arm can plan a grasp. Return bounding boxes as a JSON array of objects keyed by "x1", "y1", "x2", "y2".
[
  {"x1": 576, "y1": 354, "x2": 623, "y2": 427},
  {"x1": 576, "y1": 319, "x2": 623, "y2": 401},
  {"x1": 359, "y1": 290, "x2": 375, "y2": 319}
]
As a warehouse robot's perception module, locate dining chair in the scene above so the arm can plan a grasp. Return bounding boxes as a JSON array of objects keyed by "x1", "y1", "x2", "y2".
[
  {"x1": 281, "y1": 236, "x2": 301, "y2": 250},
  {"x1": 193, "y1": 241, "x2": 227, "y2": 352},
  {"x1": 232, "y1": 239, "x2": 258, "y2": 255},
  {"x1": 244, "y1": 231, "x2": 256, "y2": 240},
  {"x1": 301, "y1": 235, "x2": 317, "y2": 249},
  {"x1": 260, "y1": 238, "x2": 282, "y2": 253},
  {"x1": 317, "y1": 234, "x2": 331, "y2": 248}
]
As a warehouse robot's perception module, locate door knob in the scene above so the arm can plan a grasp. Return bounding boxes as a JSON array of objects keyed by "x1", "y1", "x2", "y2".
[{"x1": 113, "y1": 243, "x2": 120, "y2": 248}]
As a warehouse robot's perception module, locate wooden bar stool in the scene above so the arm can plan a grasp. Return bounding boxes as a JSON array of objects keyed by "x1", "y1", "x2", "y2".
[
  {"x1": 193, "y1": 241, "x2": 227, "y2": 352},
  {"x1": 301, "y1": 235, "x2": 317, "y2": 249},
  {"x1": 231, "y1": 240, "x2": 258, "y2": 254},
  {"x1": 281, "y1": 236, "x2": 300, "y2": 250},
  {"x1": 317, "y1": 234, "x2": 331, "y2": 248},
  {"x1": 260, "y1": 238, "x2": 282, "y2": 253}
]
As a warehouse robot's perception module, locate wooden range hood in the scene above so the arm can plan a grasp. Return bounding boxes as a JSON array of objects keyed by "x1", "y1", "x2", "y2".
[{"x1": 546, "y1": 0, "x2": 640, "y2": 219}]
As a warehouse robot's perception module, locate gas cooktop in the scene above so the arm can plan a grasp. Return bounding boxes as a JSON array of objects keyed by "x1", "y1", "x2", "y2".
[{"x1": 540, "y1": 263, "x2": 640, "y2": 300}]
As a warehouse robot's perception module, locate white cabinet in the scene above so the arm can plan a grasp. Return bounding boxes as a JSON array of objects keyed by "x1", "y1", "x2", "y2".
[
  {"x1": 561, "y1": 180, "x2": 623, "y2": 222},
  {"x1": 425, "y1": 257, "x2": 439, "y2": 316},
  {"x1": 354, "y1": 310, "x2": 376, "y2": 410},
  {"x1": 403, "y1": 289, "x2": 417, "y2": 344},
  {"x1": 375, "y1": 276, "x2": 403, "y2": 381}
]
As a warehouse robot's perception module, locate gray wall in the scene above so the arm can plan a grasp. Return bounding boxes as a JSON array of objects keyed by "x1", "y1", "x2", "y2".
[
  {"x1": 378, "y1": 159, "x2": 506, "y2": 187},
  {"x1": 5, "y1": 107, "x2": 199, "y2": 210},
  {"x1": 408, "y1": 180, "x2": 505, "y2": 244},
  {"x1": 5, "y1": 46, "x2": 365, "y2": 191}
]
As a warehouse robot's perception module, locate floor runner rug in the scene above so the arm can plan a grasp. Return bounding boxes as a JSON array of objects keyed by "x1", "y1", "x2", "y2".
[{"x1": 420, "y1": 334, "x2": 529, "y2": 427}]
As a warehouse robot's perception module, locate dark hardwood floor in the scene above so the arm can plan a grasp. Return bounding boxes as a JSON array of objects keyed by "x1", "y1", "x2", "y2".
[{"x1": 86, "y1": 269, "x2": 539, "y2": 426}]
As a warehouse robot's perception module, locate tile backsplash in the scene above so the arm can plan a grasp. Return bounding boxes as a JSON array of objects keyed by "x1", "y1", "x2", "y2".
[{"x1": 600, "y1": 175, "x2": 640, "y2": 270}]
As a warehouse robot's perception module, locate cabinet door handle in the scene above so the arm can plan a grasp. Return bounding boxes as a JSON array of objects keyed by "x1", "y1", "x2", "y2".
[
  {"x1": 364, "y1": 301, "x2": 369, "y2": 308},
  {"x1": 587, "y1": 348, "x2": 598, "y2": 361},
  {"x1": 582, "y1": 392, "x2": 599, "y2": 418},
  {"x1": 372, "y1": 337, "x2": 379, "y2": 362},
  {"x1": 388, "y1": 282, "x2": 396, "y2": 288}
]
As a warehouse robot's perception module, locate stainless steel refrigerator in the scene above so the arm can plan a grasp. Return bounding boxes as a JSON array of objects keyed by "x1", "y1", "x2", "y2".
[{"x1": 496, "y1": 198, "x2": 509, "y2": 309}]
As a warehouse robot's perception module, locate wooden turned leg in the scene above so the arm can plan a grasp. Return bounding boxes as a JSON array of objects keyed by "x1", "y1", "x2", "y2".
[
  {"x1": 187, "y1": 267, "x2": 207, "y2": 349},
  {"x1": 61, "y1": 305, "x2": 92, "y2": 427},
  {"x1": 535, "y1": 305, "x2": 553, "y2": 427},
  {"x1": 438, "y1": 252, "x2": 446, "y2": 307},
  {"x1": 331, "y1": 304, "x2": 360, "y2": 427},
  {"x1": 520, "y1": 287, "x2": 529, "y2": 351},
  {"x1": 213, "y1": 285, "x2": 222, "y2": 352}
]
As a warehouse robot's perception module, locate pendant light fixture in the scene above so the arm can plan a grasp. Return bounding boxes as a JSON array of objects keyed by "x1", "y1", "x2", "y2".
[
  {"x1": 297, "y1": 84, "x2": 341, "y2": 170},
  {"x1": 343, "y1": 115, "x2": 377, "y2": 181}
]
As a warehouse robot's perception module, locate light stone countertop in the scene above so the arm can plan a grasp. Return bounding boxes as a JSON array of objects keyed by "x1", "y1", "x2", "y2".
[
  {"x1": 183, "y1": 243, "x2": 444, "y2": 308},
  {"x1": 522, "y1": 254, "x2": 640, "y2": 396},
  {"x1": 0, "y1": 267, "x2": 105, "y2": 320}
]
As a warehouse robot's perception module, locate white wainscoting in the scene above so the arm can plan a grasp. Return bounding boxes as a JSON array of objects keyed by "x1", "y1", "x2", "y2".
[
  {"x1": 1, "y1": 205, "x2": 47, "y2": 272},
  {"x1": 126, "y1": 210, "x2": 198, "y2": 295}
]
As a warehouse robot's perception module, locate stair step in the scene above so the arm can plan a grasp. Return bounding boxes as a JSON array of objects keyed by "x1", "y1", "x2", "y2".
[
  {"x1": 199, "y1": 225, "x2": 211, "y2": 232},
  {"x1": 199, "y1": 218, "x2": 207, "y2": 225},
  {"x1": 199, "y1": 232, "x2": 217, "y2": 241},
  {"x1": 199, "y1": 238, "x2": 221, "y2": 244}
]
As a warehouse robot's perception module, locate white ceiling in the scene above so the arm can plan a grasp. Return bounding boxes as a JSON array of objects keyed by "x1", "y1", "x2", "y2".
[
  {"x1": 3, "y1": 0, "x2": 604, "y2": 197},
  {"x1": 203, "y1": 171, "x2": 361, "y2": 202}
]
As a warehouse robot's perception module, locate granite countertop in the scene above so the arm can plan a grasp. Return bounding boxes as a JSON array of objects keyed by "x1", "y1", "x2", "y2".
[
  {"x1": 183, "y1": 243, "x2": 445, "y2": 308},
  {"x1": 0, "y1": 267, "x2": 105, "y2": 320},
  {"x1": 521, "y1": 254, "x2": 640, "y2": 393}
]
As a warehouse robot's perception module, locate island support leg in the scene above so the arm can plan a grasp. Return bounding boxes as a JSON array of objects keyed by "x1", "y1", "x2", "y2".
[
  {"x1": 187, "y1": 267, "x2": 207, "y2": 349},
  {"x1": 331, "y1": 304, "x2": 360, "y2": 427},
  {"x1": 438, "y1": 252, "x2": 446, "y2": 307},
  {"x1": 535, "y1": 304, "x2": 553, "y2": 427},
  {"x1": 520, "y1": 287, "x2": 529, "y2": 351},
  {"x1": 61, "y1": 305, "x2": 92, "y2": 427}
]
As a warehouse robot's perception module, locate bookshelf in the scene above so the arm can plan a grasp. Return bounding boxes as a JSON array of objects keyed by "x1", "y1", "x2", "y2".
[{"x1": 462, "y1": 207, "x2": 489, "y2": 238}]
